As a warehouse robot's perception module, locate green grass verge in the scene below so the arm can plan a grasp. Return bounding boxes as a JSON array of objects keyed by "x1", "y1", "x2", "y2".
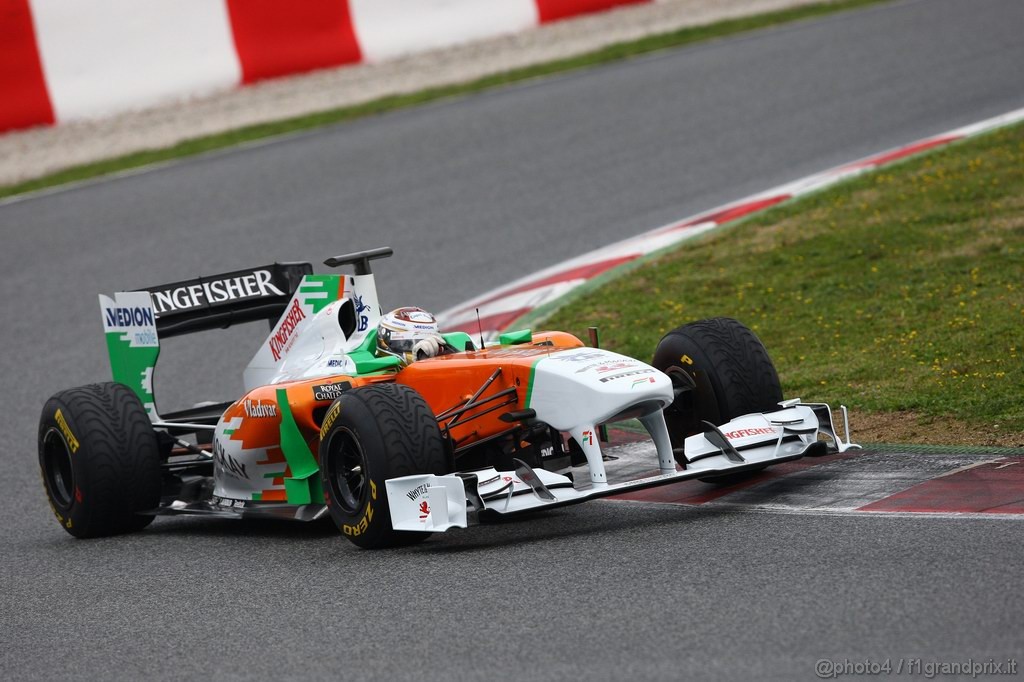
[
  {"x1": 542, "y1": 122, "x2": 1024, "y2": 443},
  {"x1": 1, "y1": 0, "x2": 892, "y2": 201}
]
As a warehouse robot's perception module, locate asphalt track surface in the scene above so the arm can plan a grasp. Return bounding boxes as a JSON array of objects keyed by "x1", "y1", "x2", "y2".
[{"x1": 3, "y1": 0, "x2": 1024, "y2": 679}]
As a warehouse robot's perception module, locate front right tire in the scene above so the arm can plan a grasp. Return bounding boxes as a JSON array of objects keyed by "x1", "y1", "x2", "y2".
[{"x1": 653, "y1": 317, "x2": 783, "y2": 474}]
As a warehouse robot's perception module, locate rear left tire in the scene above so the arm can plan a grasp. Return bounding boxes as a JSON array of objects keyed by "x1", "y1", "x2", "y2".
[{"x1": 38, "y1": 382, "x2": 161, "y2": 538}]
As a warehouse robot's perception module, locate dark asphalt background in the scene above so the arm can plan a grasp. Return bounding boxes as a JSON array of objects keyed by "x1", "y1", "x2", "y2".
[{"x1": 3, "y1": 0, "x2": 1024, "y2": 679}]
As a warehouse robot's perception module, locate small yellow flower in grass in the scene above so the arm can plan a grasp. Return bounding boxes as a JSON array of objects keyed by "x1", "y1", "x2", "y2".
[{"x1": 871, "y1": 266, "x2": 878, "y2": 273}]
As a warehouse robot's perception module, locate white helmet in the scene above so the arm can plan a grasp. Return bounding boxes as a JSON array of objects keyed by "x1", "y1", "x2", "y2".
[{"x1": 376, "y1": 307, "x2": 445, "y2": 366}]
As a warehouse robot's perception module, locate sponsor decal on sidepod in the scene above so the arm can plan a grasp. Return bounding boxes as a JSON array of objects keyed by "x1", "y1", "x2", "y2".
[
  {"x1": 313, "y1": 382, "x2": 351, "y2": 402},
  {"x1": 242, "y1": 399, "x2": 278, "y2": 418}
]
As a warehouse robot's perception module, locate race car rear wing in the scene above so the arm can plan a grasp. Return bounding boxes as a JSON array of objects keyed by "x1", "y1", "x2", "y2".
[
  {"x1": 135, "y1": 262, "x2": 313, "y2": 338},
  {"x1": 99, "y1": 262, "x2": 312, "y2": 418}
]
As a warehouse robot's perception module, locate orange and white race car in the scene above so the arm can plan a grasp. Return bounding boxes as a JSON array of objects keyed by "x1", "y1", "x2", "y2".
[{"x1": 38, "y1": 248, "x2": 857, "y2": 548}]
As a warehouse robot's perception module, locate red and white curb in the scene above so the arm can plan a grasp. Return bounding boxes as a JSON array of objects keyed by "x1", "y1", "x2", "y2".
[
  {"x1": 599, "y1": 437, "x2": 1024, "y2": 519},
  {"x1": 2, "y1": 0, "x2": 648, "y2": 133},
  {"x1": 438, "y1": 106, "x2": 1024, "y2": 338}
]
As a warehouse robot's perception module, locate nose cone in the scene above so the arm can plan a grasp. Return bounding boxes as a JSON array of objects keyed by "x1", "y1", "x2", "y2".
[{"x1": 526, "y1": 348, "x2": 673, "y2": 430}]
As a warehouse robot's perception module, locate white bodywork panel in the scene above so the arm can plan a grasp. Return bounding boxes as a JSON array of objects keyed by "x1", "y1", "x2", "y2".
[
  {"x1": 243, "y1": 273, "x2": 382, "y2": 390},
  {"x1": 524, "y1": 347, "x2": 677, "y2": 485},
  {"x1": 527, "y1": 348, "x2": 674, "y2": 429}
]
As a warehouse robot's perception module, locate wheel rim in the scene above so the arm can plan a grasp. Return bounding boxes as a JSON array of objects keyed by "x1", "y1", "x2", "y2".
[
  {"x1": 42, "y1": 427, "x2": 75, "y2": 510},
  {"x1": 324, "y1": 427, "x2": 367, "y2": 515}
]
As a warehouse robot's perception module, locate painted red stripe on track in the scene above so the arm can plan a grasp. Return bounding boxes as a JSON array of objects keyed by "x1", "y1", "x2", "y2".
[
  {"x1": 652, "y1": 195, "x2": 792, "y2": 235},
  {"x1": 857, "y1": 456, "x2": 1024, "y2": 514},
  {"x1": 676, "y1": 195, "x2": 792, "y2": 229},
  {"x1": 535, "y1": 0, "x2": 651, "y2": 23},
  {"x1": 0, "y1": 0, "x2": 55, "y2": 132},
  {"x1": 226, "y1": 0, "x2": 362, "y2": 84},
  {"x1": 467, "y1": 254, "x2": 639, "y2": 312},
  {"x1": 611, "y1": 452, "x2": 854, "y2": 505},
  {"x1": 839, "y1": 136, "x2": 961, "y2": 172}
]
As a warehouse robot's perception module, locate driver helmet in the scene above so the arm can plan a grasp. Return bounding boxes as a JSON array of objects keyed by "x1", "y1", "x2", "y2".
[{"x1": 376, "y1": 307, "x2": 445, "y2": 366}]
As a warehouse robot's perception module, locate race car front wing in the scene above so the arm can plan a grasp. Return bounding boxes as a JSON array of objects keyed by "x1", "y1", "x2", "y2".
[{"x1": 385, "y1": 401, "x2": 859, "y2": 532}]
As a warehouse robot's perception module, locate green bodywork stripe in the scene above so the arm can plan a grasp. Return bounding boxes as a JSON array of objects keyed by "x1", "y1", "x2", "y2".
[
  {"x1": 524, "y1": 357, "x2": 544, "y2": 409},
  {"x1": 297, "y1": 274, "x2": 343, "y2": 315},
  {"x1": 498, "y1": 329, "x2": 532, "y2": 345},
  {"x1": 442, "y1": 331, "x2": 473, "y2": 351},
  {"x1": 353, "y1": 329, "x2": 377, "y2": 353},
  {"x1": 104, "y1": 333, "x2": 160, "y2": 415},
  {"x1": 275, "y1": 387, "x2": 324, "y2": 505},
  {"x1": 263, "y1": 471, "x2": 287, "y2": 479},
  {"x1": 349, "y1": 352, "x2": 400, "y2": 373},
  {"x1": 344, "y1": 329, "x2": 401, "y2": 374}
]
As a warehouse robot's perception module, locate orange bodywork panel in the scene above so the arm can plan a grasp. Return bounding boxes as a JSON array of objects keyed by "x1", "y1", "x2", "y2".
[{"x1": 396, "y1": 332, "x2": 585, "y2": 448}]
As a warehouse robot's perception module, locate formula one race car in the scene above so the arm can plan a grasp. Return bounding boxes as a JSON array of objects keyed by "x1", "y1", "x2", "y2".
[{"x1": 38, "y1": 248, "x2": 858, "y2": 548}]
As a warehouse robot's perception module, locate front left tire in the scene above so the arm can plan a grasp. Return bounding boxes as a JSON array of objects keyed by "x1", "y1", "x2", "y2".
[{"x1": 319, "y1": 383, "x2": 450, "y2": 549}]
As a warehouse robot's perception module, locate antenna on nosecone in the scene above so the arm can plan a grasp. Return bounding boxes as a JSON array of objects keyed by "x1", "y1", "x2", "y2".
[{"x1": 475, "y1": 308, "x2": 486, "y2": 351}]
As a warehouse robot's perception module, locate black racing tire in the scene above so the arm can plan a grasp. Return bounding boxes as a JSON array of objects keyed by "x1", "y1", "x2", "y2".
[
  {"x1": 319, "y1": 383, "x2": 450, "y2": 549},
  {"x1": 38, "y1": 382, "x2": 162, "y2": 538},
  {"x1": 653, "y1": 318, "x2": 783, "y2": 469}
]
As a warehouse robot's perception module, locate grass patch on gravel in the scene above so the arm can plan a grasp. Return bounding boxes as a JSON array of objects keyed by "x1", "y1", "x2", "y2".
[
  {"x1": 542, "y1": 123, "x2": 1024, "y2": 447},
  {"x1": 0, "y1": 0, "x2": 891, "y2": 200}
]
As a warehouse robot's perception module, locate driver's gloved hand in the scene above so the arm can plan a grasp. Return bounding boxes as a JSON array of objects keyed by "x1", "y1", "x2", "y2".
[{"x1": 413, "y1": 337, "x2": 442, "y2": 360}]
